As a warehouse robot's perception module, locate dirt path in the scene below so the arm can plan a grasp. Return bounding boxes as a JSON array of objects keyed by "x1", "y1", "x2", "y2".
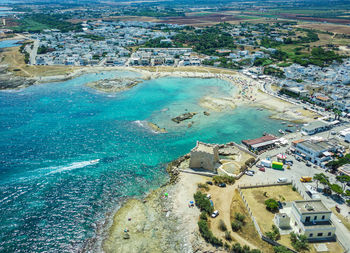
[{"x1": 209, "y1": 184, "x2": 259, "y2": 249}]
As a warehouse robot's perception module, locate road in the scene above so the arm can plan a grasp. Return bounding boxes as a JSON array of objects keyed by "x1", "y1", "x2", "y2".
[{"x1": 26, "y1": 39, "x2": 39, "y2": 65}]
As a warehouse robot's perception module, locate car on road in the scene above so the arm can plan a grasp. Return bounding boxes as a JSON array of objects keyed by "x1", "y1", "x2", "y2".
[
  {"x1": 277, "y1": 178, "x2": 287, "y2": 183},
  {"x1": 218, "y1": 183, "x2": 226, "y2": 188},
  {"x1": 296, "y1": 156, "x2": 302, "y2": 162},
  {"x1": 306, "y1": 162, "x2": 311, "y2": 167},
  {"x1": 331, "y1": 131, "x2": 336, "y2": 135},
  {"x1": 211, "y1": 210, "x2": 219, "y2": 218},
  {"x1": 259, "y1": 167, "x2": 265, "y2": 172}
]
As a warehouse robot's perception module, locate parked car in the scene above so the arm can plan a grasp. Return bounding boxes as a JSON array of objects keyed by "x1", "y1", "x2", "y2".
[
  {"x1": 206, "y1": 194, "x2": 211, "y2": 199},
  {"x1": 211, "y1": 210, "x2": 219, "y2": 218},
  {"x1": 285, "y1": 160, "x2": 293, "y2": 164},
  {"x1": 206, "y1": 181, "x2": 213, "y2": 185},
  {"x1": 296, "y1": 156, "x2": 302, "y2": 162},
  {"x1": 306, "y1": 162, "x2": 311, "y2": 167},
  {"x1": 218, "y1": 183, "x2": 226, "y2": 188},
  {"x1": 259, "y1": 167, "x2": 265, "y2": 172},
  {"x1": 277, "y1": 201, "x2": 283, "y2": 209},
  {"x1": 277, "y1": 178, "x2": 287, "y2": 183},
  {"x1": 245, "y1": 171, "x2": 254, "y2": 176}
]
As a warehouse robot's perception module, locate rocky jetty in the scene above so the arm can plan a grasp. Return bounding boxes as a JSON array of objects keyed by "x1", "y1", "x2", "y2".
[
  {"x1": 86, "y1": 77, "x2": 141, "y2": 93},
  {"x1": 171, "y1": 112, "x2": 197, "y2": 124}
]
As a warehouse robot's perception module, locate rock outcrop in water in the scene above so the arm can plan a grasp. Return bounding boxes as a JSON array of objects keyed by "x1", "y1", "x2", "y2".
[
  {"x1": 171, "y1": 112, "x2": 197, "y2": 124},
  {"x1": 86, "y1": 77, "x2": 141, "y2": 93},
  {"x1": 147, "y1": 122, "x2": 167, "y2": 133}
]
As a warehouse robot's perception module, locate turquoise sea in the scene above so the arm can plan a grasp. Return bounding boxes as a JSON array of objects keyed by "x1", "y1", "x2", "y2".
[
  {"x1": 0, "y1": 67, "x2": 285, "y2": 251},
  {"x1": 0, "y1": 39, "x2": 20, "y2": 48}
]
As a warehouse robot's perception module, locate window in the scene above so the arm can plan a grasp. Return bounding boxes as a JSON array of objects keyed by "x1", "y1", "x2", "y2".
[
  {"x1": 309, "y1": 233, "x2": 313, "y2": 237},
  {"x1": 305, "y1": 216, "x2": 310, "y2": 222},
  {"x1": 322, "y1": 215, "x2": 325, "y2": 220},
  {"x1": 314, "y1": 216, "x2": 317, "y2": 220},
  {"x1": 328, "y1": 232, "x2": 332, "y2": 236},
  {"x1": 317, "y1": 233, "x2": 323, "y2": 237}
]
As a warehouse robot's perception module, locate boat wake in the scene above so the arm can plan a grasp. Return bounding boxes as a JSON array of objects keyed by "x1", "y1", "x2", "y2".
[{"x1": 47, "y1": 159, "x2": 100, "y2": 175}]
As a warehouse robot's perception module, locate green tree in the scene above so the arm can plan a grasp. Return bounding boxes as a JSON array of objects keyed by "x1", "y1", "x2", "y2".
[
  {"x1": 330, "y1": 184, "x2": 343, "y2": 195},
  {"x1": 313, "y1": 173, "x2": 329, "y2": 190},
  {"x1": 265, "y1": 199, "x2": 279, "y2": 212},
  {"x1": 290, "y1": 232, "x2": 309, "y2": 251},
  {"x1": 336, "y1": 175, "x2": 350, "y2": 190}
]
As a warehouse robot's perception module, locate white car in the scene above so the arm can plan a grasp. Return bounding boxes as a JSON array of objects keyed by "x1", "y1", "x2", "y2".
[
  {"x1": 211, "y1": 210, "x2": 219, "y2": 218},
  {"x1": 206, "y1": 194, "x2": 211, "y2": 199},
  {"x1": 245, "y1": 171, "x2": 254, "y2": 176},
  {"x1": 277, "y1": 178, "x2": 287, "y2": 183}
]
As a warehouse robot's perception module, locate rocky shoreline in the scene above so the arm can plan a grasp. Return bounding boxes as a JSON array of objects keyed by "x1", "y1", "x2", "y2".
[
  {"x1": 0, "y1": 66, "x2": 36, "y2": 90},
  {"x1": 101, "y1": 155, "x2": 220, "y2": 253}
]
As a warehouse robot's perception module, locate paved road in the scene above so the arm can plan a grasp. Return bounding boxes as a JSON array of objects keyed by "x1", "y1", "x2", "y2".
[{"x1": 27, "y1": 39, "x2": 39, "y2": 65}]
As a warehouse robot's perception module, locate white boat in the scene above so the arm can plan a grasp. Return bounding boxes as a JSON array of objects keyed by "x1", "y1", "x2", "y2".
[
  {"x1": 279, "y1": 129, "x2": 285, "y2": 134},
  {"x1": 89, "y1": 159, "x2": 100, "y2": 164}
]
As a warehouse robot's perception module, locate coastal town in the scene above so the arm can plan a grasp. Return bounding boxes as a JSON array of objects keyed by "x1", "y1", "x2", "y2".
[{"x1": 1, "y1": 2, "x2": 350, "y2": 253}]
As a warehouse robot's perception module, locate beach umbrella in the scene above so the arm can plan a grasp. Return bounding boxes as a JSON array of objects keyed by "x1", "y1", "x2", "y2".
[
  {"x1": 164, "y1": 192, "x2": 168, "y2": 197},
  {"x1": 190, "y1": 201, "x2": 194, "y2": 204},
  {"x1": 277, "y1": 154, "x2": 286, "y2": 160}
]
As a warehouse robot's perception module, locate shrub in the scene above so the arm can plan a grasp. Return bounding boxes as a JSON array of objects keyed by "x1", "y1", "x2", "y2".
[
  {"x1": 219, "y1": 219, "x2": 227, "y2": 231},
  {"x1": 225, "y1": 231, "x2": 232, "y2": 241},
  {"x1": 245, "y1": 158, "x2": 256, "y2": 166},
  {"x1": 274, "y1": 245, "x2": 292, "y2": 253},
  {"x1": 292, "y1": 186, "x2": 296, "y2": 191},
  {"x1": 265, "y1": 198, "x2": 279, "y2": 212},
  {"x1": 235, "y1": 213, "x2": 246, "y2": 223},
  {"x1": 198, "y1": 183, "x2": 209, "y2": 191},
  {"x1": 231, "y1": 220, "x2": 242, "y2": 231},
  {"x1": 213, "y1": 175, "x2": 235, "y2": 185},
  {"x1": 224, "y1": 242, "x2": 231, "y2": 249},
  {"x1": 200, "y1": 211, "x2": 208, "y2": 221},
  {"x1": 290, "y1": 232, "x2": 309, "y2": 251},
  {"x1": 194, "y1": 191, "x2": 214, "y2": 215},
  {"x1": 240, "y1": 164, "x2": 248, "y2": 172},
  {"x1": 265, "y1": 225, "x2": 280, "y2": 241},
  {"x1": 198, "y1": 219, "x2": 223, "y2": 246}
]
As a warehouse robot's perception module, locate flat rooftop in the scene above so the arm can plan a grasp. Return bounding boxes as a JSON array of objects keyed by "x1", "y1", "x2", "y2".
[
  {"x1": 242, "y1": 134, "x2": 277, "y2": 146},
  {"x1": 192, "y1": 141, "x2": 217, "y2": 154},
  {"x1": 294, "y1": 200, "x2": 330, "y2": 214},
  {"x1": 302, "y1": 121, "x2": 329, "y2": 131},
  {"x1": 297, "y1": 140, "x2": 332, "y2": 153}
]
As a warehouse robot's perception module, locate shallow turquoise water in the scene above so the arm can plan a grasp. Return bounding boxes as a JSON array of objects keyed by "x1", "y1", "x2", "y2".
[
  {"x1": 0, "y1": 71, "x2": 284, "y2": 252},
  {"x1": 0, "y1": 39, "x2": 21, "y2": 48}
]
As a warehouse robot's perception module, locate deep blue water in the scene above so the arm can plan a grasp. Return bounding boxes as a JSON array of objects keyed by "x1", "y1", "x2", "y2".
[{"x1": 0, "y1": 71, "x2": 284, "y2": 252}]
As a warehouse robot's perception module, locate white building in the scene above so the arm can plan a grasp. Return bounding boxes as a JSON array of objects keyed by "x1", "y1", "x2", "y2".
[
  {"x1": 290, "y1": 200, "x2": 336, "y2": 241},
  {"x1": 301, "y1": 121, "x2": 331, "y2": 135},
  {"x1": 294, "y1": 139, "x2": 337, "y2": 165}
]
